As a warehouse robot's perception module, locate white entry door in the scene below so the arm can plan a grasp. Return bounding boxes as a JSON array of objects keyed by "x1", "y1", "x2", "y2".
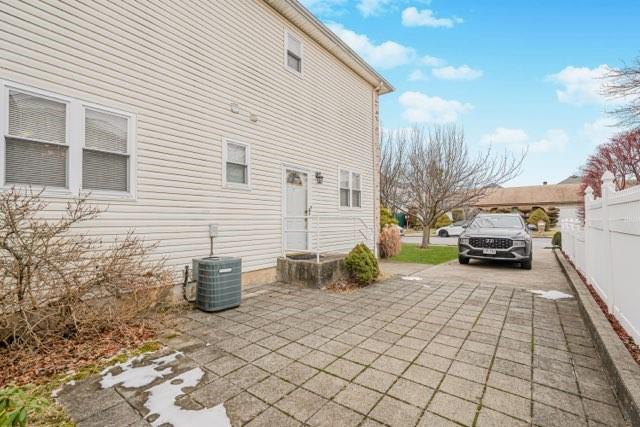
[{"x1": 285, "y1": 169, "x2": 309, "y2": 251}]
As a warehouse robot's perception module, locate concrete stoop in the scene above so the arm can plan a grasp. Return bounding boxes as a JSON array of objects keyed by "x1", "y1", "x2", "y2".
[
  {"x1": 276, "y1": 254, "x2": 348, "y2": 288},
  {"x1": 555, "y1": 249, "x2": 640, "y2": 426}
]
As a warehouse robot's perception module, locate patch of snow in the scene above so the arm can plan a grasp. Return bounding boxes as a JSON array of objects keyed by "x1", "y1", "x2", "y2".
[
  {"x1": 529, "y1": 290, "x2": 573, "y2": 300},
  {"x1": 51, "y1": 380, "x2": 77, "y2": 398},
  {"x1": 144, "y1": 368, "x2": 230, "y2": 427},
  {"x1": 401, "y1": 276, "x2": 423, "y2": 281},
  {"x1": 100, "y1": 351, "x2": 183, "y2": 389}
]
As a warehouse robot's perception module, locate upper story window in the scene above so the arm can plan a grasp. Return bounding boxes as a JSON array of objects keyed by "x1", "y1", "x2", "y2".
[
  {"x1": 1, "y1": 82, "x2": 136, "y2": 198},
  {"x1": 285, "y1": 30, "x2": 303, "y2": 75},
  {"x1": 339, "y1": 169, "x2": 362, "y2": 208},
  {"x1": 83, "y1": 108, "x2": 130, "y2": 192},
  {"x1": 223, "y1": 140, "x2": 250, "y2": 188},
  {"x1": 6, "y1": 90, "x2": 69, "y2": 188}
]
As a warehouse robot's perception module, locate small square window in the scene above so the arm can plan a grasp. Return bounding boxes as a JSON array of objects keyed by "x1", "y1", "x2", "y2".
[
  {"x1": 225, "y1": 141, "x2": 249, "y2": 186},
  {"x1": 285, "y1": 31, "x2": 303, "y2": 74}
]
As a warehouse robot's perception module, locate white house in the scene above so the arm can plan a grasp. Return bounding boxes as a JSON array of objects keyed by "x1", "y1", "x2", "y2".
[{"x1": 0, "y1": 0, "x2": 393, "y2": 286}]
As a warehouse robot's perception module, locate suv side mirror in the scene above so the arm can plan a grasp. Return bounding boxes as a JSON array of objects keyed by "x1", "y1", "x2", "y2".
[{"x1": 527, "y1": 224, "x2": 536, "y2": 231}]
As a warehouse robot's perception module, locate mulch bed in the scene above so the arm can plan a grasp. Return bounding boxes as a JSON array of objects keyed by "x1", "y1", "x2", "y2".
[
  {"x1": 563, "y1": 252, "x2": 640, "y2": 366},
  {"x1": 0, "y1": 324, "x2": 157, "y2": 388},
  {"x1": 324, "y1": 279, "x2": 368, "y2": 293}
]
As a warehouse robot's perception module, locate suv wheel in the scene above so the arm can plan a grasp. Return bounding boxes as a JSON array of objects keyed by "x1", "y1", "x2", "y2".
[
  {"x1": 458, "y1": 256, "x2": 469, "y2": 265},
  {"x1": 521, "y1": 257, "x2": 532, "y2": 270},
  {"x1": 439, "y1": 230, "x2": 449, "y2": 237}
]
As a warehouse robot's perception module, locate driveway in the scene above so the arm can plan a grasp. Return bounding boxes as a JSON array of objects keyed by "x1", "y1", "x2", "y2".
[{"x1": 58, "y1": 248, "x2": 628, "y2": 427}]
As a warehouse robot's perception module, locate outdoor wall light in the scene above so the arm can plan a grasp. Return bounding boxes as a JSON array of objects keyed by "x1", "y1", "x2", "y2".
[{"x1": 315, "y1": 171, "x2": 324, "y2": 184}]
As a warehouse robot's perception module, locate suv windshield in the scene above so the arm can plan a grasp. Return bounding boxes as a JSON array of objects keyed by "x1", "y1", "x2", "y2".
[{"x1": 470, "y1": 216, "x2": 522, "y2": 229}]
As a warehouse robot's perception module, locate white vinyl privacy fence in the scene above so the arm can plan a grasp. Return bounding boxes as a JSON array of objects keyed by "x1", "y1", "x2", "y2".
[{"x1": 561, "y1": 171, "x2": 640, "y2": 344}]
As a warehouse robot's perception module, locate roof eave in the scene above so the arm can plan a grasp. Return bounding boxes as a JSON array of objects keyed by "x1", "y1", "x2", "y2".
[{"x1": 263, "y1": 0, "x2": 394, "y2": 95}]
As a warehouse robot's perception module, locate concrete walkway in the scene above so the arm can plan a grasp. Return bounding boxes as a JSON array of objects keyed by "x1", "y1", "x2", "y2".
[{"x1": 58, "y1": 249, "x2": 629, "y2": 426}]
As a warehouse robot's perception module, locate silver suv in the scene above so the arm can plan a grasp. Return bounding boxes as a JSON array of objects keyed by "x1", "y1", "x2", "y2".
[{"x1": 458, "y1": 213, "x2": 533, "y2": 269}]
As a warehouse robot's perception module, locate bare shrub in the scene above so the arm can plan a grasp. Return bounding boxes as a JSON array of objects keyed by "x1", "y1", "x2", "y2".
[
  {"x1": 0, "y1": 188, "x2": 171, "y2": 349},
  {"x1": 379, "y1": 226, "x2": 401, "y2": 258}
]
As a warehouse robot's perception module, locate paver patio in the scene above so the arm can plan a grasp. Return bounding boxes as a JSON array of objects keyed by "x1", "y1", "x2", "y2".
[{"x1": 58, "y1": 250, "x2": 629, "y2": 426}]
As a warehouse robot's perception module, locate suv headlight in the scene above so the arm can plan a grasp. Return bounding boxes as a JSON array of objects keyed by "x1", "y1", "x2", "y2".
[
  {"x1": 459, "y1": 237, "x2": 469, "y2": 245},
  {"x1": 512, "y1": 240, "x2": 527, "y2": 248}
]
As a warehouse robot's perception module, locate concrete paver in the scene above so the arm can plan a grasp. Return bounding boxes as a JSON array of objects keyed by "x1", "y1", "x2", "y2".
[{"x1": 58, "y1": 249, "x2": 629, "y2": 426}]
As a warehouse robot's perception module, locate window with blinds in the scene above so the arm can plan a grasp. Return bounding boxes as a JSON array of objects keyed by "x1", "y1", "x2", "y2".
[
  {"x1": 286, "y1": 31, "x2": 303, "y2": 74},
  {"x1": 5, "y1": 90, "x2": 68, "y2": 188},
  {"x1": 351, "y1": 172, "x2": 361, "y2": 208},
  {"x1": 340, "y1": 169, "x2": 350, "y2": 207},
  {"x1": 82, "y1": 108, "x2": 129, "y2": 192},
  {"x1": 225, "y1": 141, "x2": 249, "y2": 186}
]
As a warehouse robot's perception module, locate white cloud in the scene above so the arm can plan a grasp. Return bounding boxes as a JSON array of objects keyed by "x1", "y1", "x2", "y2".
[
  {"x1": 357, "y1": 0, "x2": 392, "y2": 17},
  {"x1": 432, "y1": 65, "x2": 483, "y2": 80},
  {"x1": 399, "y1": 91, "x2": 472, "y2": 123},
  {"x1": 480, "y1": 128, "x2": 529, "y2": 147},
  {"x1": 481, "y1": 127, "x2": 569, "y2": 153},
  {"x1": 582, "y1": 116, "x2": 618, "y2": 145},
  {"x1": 530, "y1": 129, "x2": 569, "y2": 153},
  {"x1": 547, "y1": 65, "x2": 610, "y2": 106},
  {"x1": 327, "y1": 23, "x2": 415, "y2": 69},
  {"x1": 401, "y1": 7, "x2": 463, "y2": 28},
  {"x1": 408, "y1": 69, "x2": 427, "y2": 82},
  {"x1": 300, "y1": 0, "x2": 347, "y2": 16},
  {"x1": 421, "y1": 55, "x2": 446, "y2": 67}
]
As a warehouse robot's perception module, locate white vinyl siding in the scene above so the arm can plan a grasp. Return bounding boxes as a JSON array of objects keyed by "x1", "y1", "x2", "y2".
[
  {"x1": 285, "y1": 30, "x2": 303, "y2": 75},
  {"x1": 5, "y1": 89, "x2": 68, "y2": 188},
  {"x1": 0, "y1": 1, "x2": 377, "y2": 278}
]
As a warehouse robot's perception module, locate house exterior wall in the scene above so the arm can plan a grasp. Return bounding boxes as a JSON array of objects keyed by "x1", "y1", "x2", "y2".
[{"x1": 0, "y1": 0, "x2": 380, "y2": 281}]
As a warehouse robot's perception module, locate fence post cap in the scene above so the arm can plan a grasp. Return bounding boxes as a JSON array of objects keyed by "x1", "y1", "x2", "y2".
[
  {"x1": 601, "y1": 171, "x2": 616, "y2": 193},
  {"x1": 584, "y1": 186, "x2": 594, "y2": 195}
]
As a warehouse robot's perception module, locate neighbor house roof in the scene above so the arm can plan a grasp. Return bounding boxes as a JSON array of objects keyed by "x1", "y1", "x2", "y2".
[
  {"x1": 264, "y1": 0, "x2": 394, "y2": 95},
  {"x1": 475, "y1": 183, "x2": 582, "y2": 207}
]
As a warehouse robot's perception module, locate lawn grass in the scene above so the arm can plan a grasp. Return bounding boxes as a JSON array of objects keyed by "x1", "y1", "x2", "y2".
[{"x1": 389, "y1": 244, "x2": 458, "y2": 264}]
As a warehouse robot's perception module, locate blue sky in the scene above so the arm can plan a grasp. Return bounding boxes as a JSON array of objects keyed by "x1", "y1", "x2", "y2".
[{"x1": 301, "y1": 0, "x2": 640, "y2": 186}]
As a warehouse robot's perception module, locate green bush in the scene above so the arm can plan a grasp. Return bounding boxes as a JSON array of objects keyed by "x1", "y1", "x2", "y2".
[
  {"x1": 552, "y1": 232, "x2": 562, "y2": 248},
  {"x1": 344, "y1": 244, "x2": 379, "y2": 285},
  {"x1": 527, "y1": 208, "x2": 550, "y2": 230},
  {"x1": 547, "y1": 206, "x2": 560, "y2": 228},
  {"x1": 433, "y1": 215, "x2": 452, "y2": 229},
  {"x1": 451, "y1": 209, "x2": 464, "y2": 222},
  {"x1": 380, "y1": 207, "x2": 397, "y2": 231}
]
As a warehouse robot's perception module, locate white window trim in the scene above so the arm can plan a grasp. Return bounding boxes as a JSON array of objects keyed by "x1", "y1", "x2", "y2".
[
  {"x1": 0, "y1": 80, "x2": 136, "y2": 200},
  {"x1": 222, "y1": 139, "x2": 251, "y2": 191},
  {"x1": 338, "y1": 167, "x2": 362, "y2": 209},
  {"x1": 283, "y1": 28, "x2": 304, "y2": 78}
]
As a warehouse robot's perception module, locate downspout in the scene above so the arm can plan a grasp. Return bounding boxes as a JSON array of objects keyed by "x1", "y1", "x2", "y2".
[{"x1": 372, "y1": 82, "x2": 383, "y2": 258}]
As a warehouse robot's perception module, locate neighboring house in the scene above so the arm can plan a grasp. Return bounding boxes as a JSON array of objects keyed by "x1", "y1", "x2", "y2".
[
  {"x1": 474, "y1": 183, "x2": 582, "y2": 221},
  {"x1": 0, "y1": 1, "x2": 393, "y2": 286}
]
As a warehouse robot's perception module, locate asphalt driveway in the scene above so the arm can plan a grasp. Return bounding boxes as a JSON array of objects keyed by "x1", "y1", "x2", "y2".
[{"x1": 58, "y1": 247, "x2": 628, "y2": 426}]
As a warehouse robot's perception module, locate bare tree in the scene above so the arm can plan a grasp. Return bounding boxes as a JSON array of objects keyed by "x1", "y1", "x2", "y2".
[
  {"x1": 379, "y1": 128, "x2": 407, "y2": 211},
  {"x1": 605, "y1": 57, "x2": 640, "y2": 129},
  {"x1": 402, "y1": 125, "x2": 525, "y2": 247}
]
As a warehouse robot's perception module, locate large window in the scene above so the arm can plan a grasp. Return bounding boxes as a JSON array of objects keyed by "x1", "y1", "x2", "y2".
[
  {"x1": 223, "y1": 140, "x2": 250, "y2": 188},
  {"x1": 339, "y1": 169, "x2": 362, "y2": 208},
  {"x1": 5, "y1": 90, "x2": 68, "y2": 188},
  {"x1": 285, "y1": 30, "x2": 303, "y2": 75},
  {"x1": 2, "y1": 82, "x2": 135, "y2": 197}
]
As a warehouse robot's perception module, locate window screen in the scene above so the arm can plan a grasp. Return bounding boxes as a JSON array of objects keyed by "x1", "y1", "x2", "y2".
[
  {"x1": 5, "y1": 90, "x2": 68, "y2": 187},
  {"x1": 351, "y1": 172, "x2": 361, "y2": 208},
  {"x1": 286, "y1": 33, "x2": 302, "y2": 73},
  {"x1": 340, "y1": 169, "x2": 350, "y2": 207},
  {"x1": 82, "y1": 109, "x2": 129, "y2": 192},
  {"x1": 226, "y1": 143, "x2": 248, "y2": 185}
]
